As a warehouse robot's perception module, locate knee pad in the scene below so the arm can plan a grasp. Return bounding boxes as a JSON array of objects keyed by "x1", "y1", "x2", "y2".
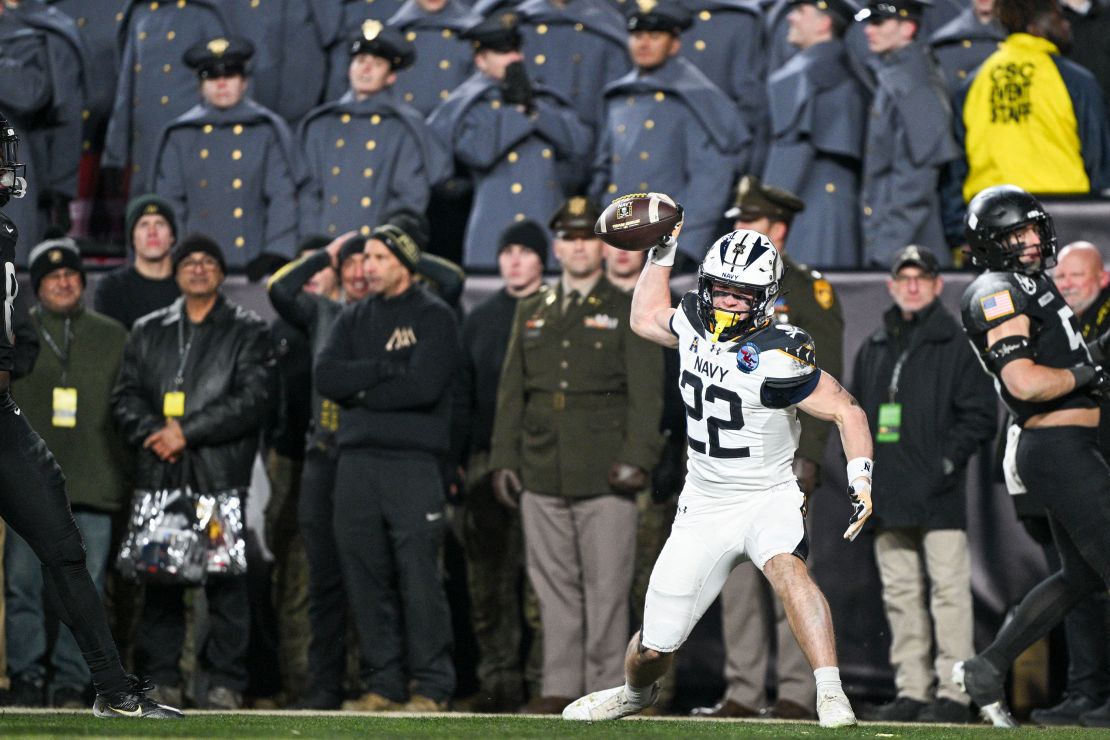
[{"x1": 640, "y1": 585, "x2": 694, "y2": 653}]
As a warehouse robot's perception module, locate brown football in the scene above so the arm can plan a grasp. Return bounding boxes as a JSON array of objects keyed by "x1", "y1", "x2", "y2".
[{"x1": 594, "y1": 192, "x2": 682, "y2": 251}]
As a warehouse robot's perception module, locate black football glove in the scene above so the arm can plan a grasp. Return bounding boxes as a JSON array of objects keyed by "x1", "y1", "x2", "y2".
[
  {"x1": 1070, "y1": 364, "x2": 1110, "y2": 399},
  {"x1": 501, "y1": 61, "x2": 534, "y2": 111},
  {"x1": 1087, "y1": 328, "x2": 1110, "y2": 365}
]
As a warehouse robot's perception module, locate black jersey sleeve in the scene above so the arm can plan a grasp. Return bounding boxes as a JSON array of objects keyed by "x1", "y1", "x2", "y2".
[{"x1": 960, "y1": 272, "x2": 1032, "y2": 334}]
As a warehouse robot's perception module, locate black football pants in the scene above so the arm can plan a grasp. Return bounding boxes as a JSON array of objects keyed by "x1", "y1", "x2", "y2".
[
  {"x1": 0, "y1": 392, "x2": 129, "y2": 696},
  {"x1": 981, "y1": 425, "x2": 1110, "y2": 673}
]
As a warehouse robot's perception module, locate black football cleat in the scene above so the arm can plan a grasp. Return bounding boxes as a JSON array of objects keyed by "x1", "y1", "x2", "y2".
[
  {"x1": 953, "y1": 658, "x2": 1018, "y2": 728},
  {"x1": 93, "y1": 675, "x2": 184, "y2": 719}
]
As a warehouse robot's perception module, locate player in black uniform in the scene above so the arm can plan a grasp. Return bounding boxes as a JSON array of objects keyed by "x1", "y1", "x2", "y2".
[
  {"x1": 955, "y1": 184, "x2": 1110, "y2": 727},
  {"x1": 0, "y1": 117, "x2": 182, "y2": 719}
]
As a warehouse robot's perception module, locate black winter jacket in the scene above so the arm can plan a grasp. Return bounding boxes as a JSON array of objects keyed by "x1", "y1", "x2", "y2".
[
  {"x1": 112, "y1": 295, "x2": 273, "y2": 490},
  {"x1": 851, "y1": 300, "x2": 997, "y2": 530}
]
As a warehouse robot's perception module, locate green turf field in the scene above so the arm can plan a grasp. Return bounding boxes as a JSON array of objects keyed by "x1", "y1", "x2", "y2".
[{"x1": 0, "y1": 712, "x2": 1103, "y2": 738}]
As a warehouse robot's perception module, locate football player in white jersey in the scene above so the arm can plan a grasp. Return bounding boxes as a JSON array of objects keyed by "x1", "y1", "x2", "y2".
[{"x1": 563, "y1": 225, "x2": 874, "y2": 727}]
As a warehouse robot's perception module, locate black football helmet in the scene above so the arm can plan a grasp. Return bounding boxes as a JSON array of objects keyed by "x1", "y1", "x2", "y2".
[
  {"x1": 0, "y1": 116, "x2": 27, "y2": 207},
  {"x1": 965, "y1": 184, "x2": 1056, "y2": 275}
]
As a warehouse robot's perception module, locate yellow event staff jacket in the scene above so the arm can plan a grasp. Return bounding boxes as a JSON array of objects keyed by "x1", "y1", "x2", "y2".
[{"x1": 954, "y1": 33, "x2": 1110, "y2": 202}]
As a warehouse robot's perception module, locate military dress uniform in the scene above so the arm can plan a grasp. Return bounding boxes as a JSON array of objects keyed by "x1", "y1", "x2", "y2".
[
  {"x1": 1, "y1": 4, "x2": 87, "y2": 259},
  {"x1": 676, "y1": 0, "x2": 767, "y2": 169},
  {"x1": 151, "y1": 38, "x2": 305, "y2": 270},
  {"x1": 317, "y1": 0, "x2": 409, "y2": 102},
  {"x1": 590, "y1": 57, "x2": 748, "y2": 261},
  {"x1": 428, "y1": 21, "x2": 593, "y2": 271},
  {"x1": 860, "y1": 35, "x2": 958, "y2": 268},
  {"x1": 927, "y1": 7, "x2": 1004, "y2": 98},
  {"x1": 300, "y1": 94, "x2": 448, "y2": 240},
  {"x1": 517, "y1": 0, "x2": 629, "y2": 131},
  {"x1": 102, "y1": 0, "x2": 232, "y2": 198},
  {"x1": 388, "y1": 0, "x2": 482, "y2": 116},
  {"x1": 222, "y1": 0, "x2": 329, "y2": 124},
  {"x1": 489, "y1": 275, "x2": 663, "y2": 698},
  {"x1": 763, "y1": 36, "x2": 868, "y2": 267},
  {"x1": 46, "y1": 0, "x2": 120, "y2": 147}
]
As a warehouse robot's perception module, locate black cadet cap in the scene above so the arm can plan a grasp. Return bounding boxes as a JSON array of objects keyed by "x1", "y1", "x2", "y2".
[
  {"x1": 855, "y1": 0, "x2": 930, "y2": 22},
  {"x1": 350, "y1": 20, "x2": 416, "y2": 71},
  {"x1": 462, "y1": 12, "x2": 523, "y2": 53},
  {"x1": 499, "y1": 219, "x2": 549, "y2": 264},
  {"x1": 627, "y1": 0, "x2": 693, "y2": 34},
  {"x1": 891, "y1": 244, "x2": 940, "y2": 277},
  {"x1": 550, "y1": 196, "x2": 602, "y2": 239},
  {"x1": 787, "y1": 0, "x2": 861, "y2": 25},
  {"x1": 184, "y1": 36, "x2": 255, "y2": 79},
  {"x1": 724, "y1": 175, "x2": 805, "y2": 223}
]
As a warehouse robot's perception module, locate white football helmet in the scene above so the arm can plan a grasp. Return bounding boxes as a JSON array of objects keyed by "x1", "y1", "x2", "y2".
[{"x1": 697, "y1": 229, "x2": 783, "y2": 342}]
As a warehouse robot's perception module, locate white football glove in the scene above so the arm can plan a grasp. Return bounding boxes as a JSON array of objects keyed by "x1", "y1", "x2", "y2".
[
  {"x1": 649, "y1": 205, "x2": 684, "y2": 267},
  {"x1": 843, "y1": 457, "x2": 873, "y2": 542}
]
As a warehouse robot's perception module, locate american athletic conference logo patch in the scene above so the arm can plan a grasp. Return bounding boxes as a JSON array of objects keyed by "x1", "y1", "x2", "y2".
[{"x1": 737, "y1": 342, "x2": 759, "y2": 373}]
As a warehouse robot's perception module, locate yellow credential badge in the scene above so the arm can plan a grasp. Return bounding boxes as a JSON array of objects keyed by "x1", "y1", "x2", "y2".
[
  {"x1": 52, "y1": 387, "x2": 77, "y2": 428},
  {"x1": 163, "y1": 391, "x2": 186, "y2": 418}
]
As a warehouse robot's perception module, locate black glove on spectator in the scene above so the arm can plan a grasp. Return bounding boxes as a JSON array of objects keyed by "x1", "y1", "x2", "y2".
[
  {"x1": 246, "y1": 252, "x2": 287, "y2": 282},
  {"x1": 501, "y1": 61, "x2": 534, "y2": 111}
]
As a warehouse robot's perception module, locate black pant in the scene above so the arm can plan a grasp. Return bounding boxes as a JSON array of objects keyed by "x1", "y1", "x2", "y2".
[
  {"x1": 334, "y1": 448, "x2": 455, "y2": 702},
  {"x1": 135, "y1": 577, "x2": 250, "y2": 691},
  {"x1": 297, "y1": 447, "x2": 348, "y2": 695},
  {"x1": 0, "y1": 392, "x2": 128, "y2": 696},
  {"x1": 982, "y1": 426, "x2": 1110, "y2": 671}
]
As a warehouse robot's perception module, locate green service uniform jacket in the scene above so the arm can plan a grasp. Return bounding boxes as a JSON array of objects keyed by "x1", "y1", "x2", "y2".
[
  {"x1": 489, "y1": 277, "x2": 663, "y2": 498},
  {"x1": 773, "y1": 254, "x2": 844, "y2": 466}
]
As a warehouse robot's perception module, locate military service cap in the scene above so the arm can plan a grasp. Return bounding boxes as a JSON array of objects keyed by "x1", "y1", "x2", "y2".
[
  {"x1": 29, "y1": 237, "x2": 85, "y2": 294},
  {"x1": 855, "y1": 0, "x2": 930, "y2": 22},
  {"x1": 787, "y1": 0, "x2": 860, "y2": 26},
  {"x1": 550, "y1": 196, "x2": 602, "y2": 240},
  {"x1": 724, "y1": 175, "x2": 805, "y2": 223},
  {"x1": 626, "y1": 0, "x2": 694, "y2": 34},
  {"x1": 462, "y1": 12, "x2": 523, "y2": 53},
  {"x1": 350, "y1": 20, "x2": 416, "y2": 71},
  {"x1": 890, "y1": 244, "x2": 940, "y2": 277},
  {"x1": 184, "y1": 36, "x2": 255, "y2": 79}
]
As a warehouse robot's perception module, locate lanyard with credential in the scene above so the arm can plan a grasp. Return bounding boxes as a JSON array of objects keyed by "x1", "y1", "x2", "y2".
[
  {"x1": 175, "y1": 311, "x2": 194, "y2": 388},
  {"x1": 887, "y1": 348, "x2": 911, "y2": 404},
  {"x1": 34, "y1": 311, "x2": 72, "y2": 385}
]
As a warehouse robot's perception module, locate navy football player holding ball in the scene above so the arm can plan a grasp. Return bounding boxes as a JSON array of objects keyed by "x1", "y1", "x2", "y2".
[
  {"x1": 563, "y1": 209, "x2": 875, "y2": 727},
  {"x1": 954, "y1": 185, "x2": 1110, "y2": 728},
  {"x1": 0, "y1": 118, "x2": 182, "y2": 719}
]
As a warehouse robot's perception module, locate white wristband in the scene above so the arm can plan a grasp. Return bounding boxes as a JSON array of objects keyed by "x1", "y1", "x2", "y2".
[
  {"x1": 650, "y1": 237, "x2": 677, "y2": 267},
  {"x1": 846, "y1": 457, "x2": 873, "y2": 485}
]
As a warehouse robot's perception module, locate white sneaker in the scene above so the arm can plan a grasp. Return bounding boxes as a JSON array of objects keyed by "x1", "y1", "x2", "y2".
[
  {"x1": 561, "y1": 684, "x2": 659, "y2": 721},
  {"x1": 817, "y1": 690, "x2": 857, "y2": 728}
]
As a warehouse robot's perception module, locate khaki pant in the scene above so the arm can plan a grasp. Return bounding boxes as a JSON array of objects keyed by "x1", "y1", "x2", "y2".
[
  {"x1": 521, "y1": 491, "x2": 637, "y2": 697},
  {"x1": 875, "y1": 528, "x2": 973, "y2": 704},
  {"x1": 720, "y1": 561, "x2": 814, "y2": 708}
]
